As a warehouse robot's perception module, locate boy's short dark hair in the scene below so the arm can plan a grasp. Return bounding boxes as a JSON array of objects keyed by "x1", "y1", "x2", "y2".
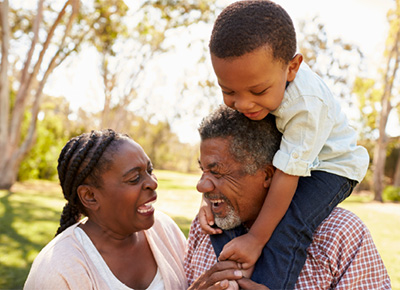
[{"x1": 209, "y1": 0, "x2": 296, "y2": 64}]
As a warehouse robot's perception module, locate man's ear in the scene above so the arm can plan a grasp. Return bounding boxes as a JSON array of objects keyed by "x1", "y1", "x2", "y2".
[
  {"x1": 77, "y1": 184, "x2": 99, "y2": 211},
  {"x1": 263, "y1": 165, "x2": 275, "y2": 189},
  {"x1": 286, "y1": 53, "x2": 303, "y2": 82}
]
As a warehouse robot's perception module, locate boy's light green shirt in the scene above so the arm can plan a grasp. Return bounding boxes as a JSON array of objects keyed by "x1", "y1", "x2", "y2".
[{"x1": 271, "y1": 62, "x2": 369, "y2": 182}]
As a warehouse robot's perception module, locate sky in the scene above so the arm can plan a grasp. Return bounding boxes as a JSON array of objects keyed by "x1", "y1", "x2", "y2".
[{"x1": 45, "y1": 0, "x2": 398, "y2": 144}]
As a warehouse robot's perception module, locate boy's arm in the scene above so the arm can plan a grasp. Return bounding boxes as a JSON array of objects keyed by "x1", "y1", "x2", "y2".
[
  {"x1": 199, "y1": 194, "x2": 223, "y2": 235},
  {"x1": 219, "y1": 169, "x2": 298, "y2": 268},
  {"x1": 248, "y1": 169, "x2": 299, "y2": 245}
]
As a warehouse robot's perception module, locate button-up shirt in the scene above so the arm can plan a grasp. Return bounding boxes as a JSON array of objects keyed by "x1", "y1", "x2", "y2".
[
  {"x1": 184, "y1": 207, "x2": 391, "y2": 289},
  {"x1": 272, "y1": 63, "x2": 369, "y2": 182}
]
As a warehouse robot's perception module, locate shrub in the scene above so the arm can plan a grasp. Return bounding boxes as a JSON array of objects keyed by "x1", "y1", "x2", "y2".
[{"x1": 383, "y1": 186, "x2": 400, "y2": 202}]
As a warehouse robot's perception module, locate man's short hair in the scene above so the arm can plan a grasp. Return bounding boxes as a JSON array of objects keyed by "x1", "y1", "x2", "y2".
[
  {"x1": 198, "y1": 105, "x2": 282, "y2": 174},
  {"x1": 209, "y1": 0, "x2": 296, "y2": 64}
]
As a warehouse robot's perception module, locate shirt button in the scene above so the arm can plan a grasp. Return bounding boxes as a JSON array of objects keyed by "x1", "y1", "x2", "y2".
[{"x1": 292, "y1": 152, "x2": 299, "y2": 159}]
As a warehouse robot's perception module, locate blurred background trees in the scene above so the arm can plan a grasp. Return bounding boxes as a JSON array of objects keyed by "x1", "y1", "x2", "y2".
[{"x1": 1, "y1": 0, "x2": 399, "y2": 201}]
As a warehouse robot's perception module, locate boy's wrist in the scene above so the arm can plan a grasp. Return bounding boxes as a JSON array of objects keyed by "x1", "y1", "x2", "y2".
[{"x1": 247, "y1": 231, "x2": 267, "y2": 249}]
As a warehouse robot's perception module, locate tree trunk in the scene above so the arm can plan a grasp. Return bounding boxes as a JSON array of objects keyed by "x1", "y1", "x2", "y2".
[
  {"x1": 372, "y1": 22, "x2": 400, "y2": 201},
  {"x1": 394, "y1": 153, "x2": 400, "y2": 187},
  {"x1": 373, "y1": 143, "x2": 386, "y2": 201},
  {"x1": 0, "y1": 151, "x2": 21, "y2": 190},
  {"x1": 0, "y1": 0, "x2": 79, "y2": 190},
  {"x1": 0, "y1": 0, "x2": 10, "y2": 161}
]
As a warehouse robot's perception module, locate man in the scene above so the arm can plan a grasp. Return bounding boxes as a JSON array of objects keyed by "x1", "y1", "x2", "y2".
[{"x1": 185, "y1": 105, "x2": 391, "y2": 289}]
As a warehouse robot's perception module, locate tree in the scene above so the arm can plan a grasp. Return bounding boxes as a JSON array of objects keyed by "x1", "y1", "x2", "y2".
[
  {"x1": 372, "y1": 0, "x2": 400, "y2": 201},
  {"x1": 0, "y1": 0, "x2": 80, "y2": 189},
  {"x1": 0, "y1": 0, "x2": 133, "y2": 189},
  {"x1": 297, "y1": 17, "x2": 364, "y2": 105},
  {"x1": 18, "y1": 95, "x2": 71, "y2": 181},
  {"x1": 96, "y1": 0, "x2": 218, "y2": 132}
]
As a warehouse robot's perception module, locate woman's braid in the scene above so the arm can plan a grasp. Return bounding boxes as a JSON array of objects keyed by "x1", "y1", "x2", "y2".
[{"x1": 55, "y1": 129, "x2": 117, "y2": 236}]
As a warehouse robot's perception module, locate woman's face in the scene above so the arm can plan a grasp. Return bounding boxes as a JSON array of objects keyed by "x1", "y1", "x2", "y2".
[{"x1": 91, "y1": 138, "x2": 158, "y2": 237}]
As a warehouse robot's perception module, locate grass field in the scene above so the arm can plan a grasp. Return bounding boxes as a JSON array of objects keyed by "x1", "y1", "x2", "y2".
[{"x1": 1, "y1": 170, "x2": 399, "y2": 289}]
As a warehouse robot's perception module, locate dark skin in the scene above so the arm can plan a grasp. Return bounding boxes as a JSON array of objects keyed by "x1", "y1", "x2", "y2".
[
  {"x1": 186, "y1": 258, "x2": 270, "y2": 289},
  {"x1": 77, "y1": 139, "x2": 158, "y2": 288},
  {"x1": 76, "y1": 138, "x2": 245, "y2": 289},
  {"x1": 79, "y1": 220, "x2": 157, "y2": 289}
]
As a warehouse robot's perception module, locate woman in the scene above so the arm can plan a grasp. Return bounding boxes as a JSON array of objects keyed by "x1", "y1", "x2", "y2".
[{"x1": 24, "y1": 129, "x2": 187, "y2": 289}]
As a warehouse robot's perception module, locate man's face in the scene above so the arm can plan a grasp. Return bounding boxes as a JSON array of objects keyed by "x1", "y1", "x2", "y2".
[{"x1": 197, "y1": 137, "x2": 270, "y2": 229}]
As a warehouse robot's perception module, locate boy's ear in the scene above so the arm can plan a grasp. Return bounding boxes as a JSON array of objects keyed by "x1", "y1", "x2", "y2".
[
  {"x1": 287, "y1": 53, "x2": 303, "y2": 82},
  {"x1": 77, "y1": 184, "x2": 99, "y2": 211},
  {"x1": 263, "y1": 165, "x2": 275, "y2": 189}
]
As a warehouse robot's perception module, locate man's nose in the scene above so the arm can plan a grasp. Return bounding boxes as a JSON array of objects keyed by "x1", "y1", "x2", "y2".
[{"x1": 196, "y1": 174, "x2": 214, "y2": 193}]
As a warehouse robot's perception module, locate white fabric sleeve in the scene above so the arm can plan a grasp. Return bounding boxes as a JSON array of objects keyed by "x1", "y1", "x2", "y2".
[{"x1": 273, "y1": 95, "x2": 334, "y2": 176}]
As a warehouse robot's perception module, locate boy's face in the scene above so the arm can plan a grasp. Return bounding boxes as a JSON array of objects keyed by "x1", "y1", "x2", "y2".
[{"x1": 211, "y1": 47, "x2": 302, "y2": 120}]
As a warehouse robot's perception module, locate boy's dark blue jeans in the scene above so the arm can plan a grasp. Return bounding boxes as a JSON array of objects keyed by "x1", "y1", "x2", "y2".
[{"x1": 210, "y1": 171, "x2": 357, "y2": 290}]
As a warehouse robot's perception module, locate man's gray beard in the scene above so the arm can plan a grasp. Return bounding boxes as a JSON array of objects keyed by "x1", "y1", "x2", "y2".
[{"x1": 214, "y1": 203, "x2": 242, "y2": 230}]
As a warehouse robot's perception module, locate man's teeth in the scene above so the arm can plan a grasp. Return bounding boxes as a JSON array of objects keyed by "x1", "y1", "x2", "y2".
[
  {"x1": 137, "y1": 200, "x2": 156, "y2": 213},
  {"x1": 210, "y1": 199, "x2": 224, "y2": 206}
]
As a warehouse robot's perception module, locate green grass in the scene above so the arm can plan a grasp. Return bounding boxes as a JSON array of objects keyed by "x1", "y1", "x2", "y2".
[{"x1": 0, "y1": 172, "x2": 399, "y2": 289}]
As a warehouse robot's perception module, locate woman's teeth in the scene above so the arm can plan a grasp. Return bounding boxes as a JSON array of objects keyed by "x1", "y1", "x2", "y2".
[{"x1": 137, "y1": 200, "x2": 156, "y2": 213}]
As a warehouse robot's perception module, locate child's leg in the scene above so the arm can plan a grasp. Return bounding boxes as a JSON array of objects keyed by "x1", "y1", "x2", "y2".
[
  {"x1": 210, "y1": 225, "x2": 247, "y2": 258},
  {"x1": 251, "y1": 171, "x2": 357, "y2": 289}
]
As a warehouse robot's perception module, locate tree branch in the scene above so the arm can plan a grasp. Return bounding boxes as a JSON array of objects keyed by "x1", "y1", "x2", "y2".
[
  {"x1": 17, "y1": 0, "x2": 80, "y2": 161},
  {"x1": 10, "y1": 0, "x2": 71, "y2": 147}
]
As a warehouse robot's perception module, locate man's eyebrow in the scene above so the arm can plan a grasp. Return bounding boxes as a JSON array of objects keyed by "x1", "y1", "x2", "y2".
[{"x1": 199, "y1": 161, "x2": 219, "y2": 169}]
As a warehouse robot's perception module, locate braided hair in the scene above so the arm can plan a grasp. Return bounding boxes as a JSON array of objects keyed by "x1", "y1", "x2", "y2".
[{"x1": 55, "y1": 129, "x2": 128, "y2": 236}]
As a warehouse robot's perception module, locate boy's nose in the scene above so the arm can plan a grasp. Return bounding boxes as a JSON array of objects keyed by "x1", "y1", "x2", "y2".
[{"x1": 233, "y1": 96, "x2": 253, "y2": 112}]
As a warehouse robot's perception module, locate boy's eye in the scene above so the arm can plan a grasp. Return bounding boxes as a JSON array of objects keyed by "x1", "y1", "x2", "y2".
[
  {"x1": 252, "y1": 88, "x2": 268, "y2": 96},
  {"x1": 222, "y1": 90, "x2": 234, "y2": 96}
]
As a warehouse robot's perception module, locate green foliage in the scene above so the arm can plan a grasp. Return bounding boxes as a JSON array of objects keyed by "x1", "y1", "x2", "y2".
[
  {"x1": 297, "y1": 17, "x2": 364, "y2": 103},
  {"x1": 18, "y1": 116, "x2": 66, "y2": 181},
  {"x1": 383, "y1": 185, "x2": 400, "y2": 202},
  {"x1": 81, "y1": 0, "x2": 129, "y2": 54},
  {"x1": 353, "y1": 77, "x2": 382, "y2": 139},
  {"x1": 18, "y1": 95, "x2": 83, "y2": 181}
]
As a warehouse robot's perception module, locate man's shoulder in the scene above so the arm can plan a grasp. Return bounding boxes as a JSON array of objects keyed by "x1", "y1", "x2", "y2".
[
  {"x1": 317, "y1": 207, "x2": 366, "y2": 235},
  {"x1": 311, "y1": 207, "x2": 369, "y2": 257}
]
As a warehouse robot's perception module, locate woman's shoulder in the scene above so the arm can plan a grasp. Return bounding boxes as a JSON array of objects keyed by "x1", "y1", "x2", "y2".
[{"x1": 24, "y1": 224, "x2": 93, "y2": 289}]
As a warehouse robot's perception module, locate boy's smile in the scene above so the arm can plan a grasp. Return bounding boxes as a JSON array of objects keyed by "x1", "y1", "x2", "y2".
[{"x1": 211, "y1": 46, "x2": 302, "y2": 120}]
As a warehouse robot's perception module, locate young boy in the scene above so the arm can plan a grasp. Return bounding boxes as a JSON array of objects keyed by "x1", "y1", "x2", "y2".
[{"x1": 199, "y1": 1, "x2": 369, "y2": 289}]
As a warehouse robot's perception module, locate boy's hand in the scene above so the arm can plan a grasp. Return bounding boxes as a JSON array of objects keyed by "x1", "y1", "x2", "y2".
[
  {"x1": 199, "y1": 196, "x2": 223, "y2": 235},
  {"x1": 218, "y1": 233, "x2": 263, "y2": 269}
]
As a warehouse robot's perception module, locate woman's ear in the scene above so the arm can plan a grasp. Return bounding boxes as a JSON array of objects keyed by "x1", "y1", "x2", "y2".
[
  {"x1": 77, "y1": 184, "x2": 99, "y2": 211},
  {"x1": 286, "y1": 53, "x2": 303, "y2": 82},
  {"x1": 263, "y1": 165, "x2": 275, "y2": 189}
]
